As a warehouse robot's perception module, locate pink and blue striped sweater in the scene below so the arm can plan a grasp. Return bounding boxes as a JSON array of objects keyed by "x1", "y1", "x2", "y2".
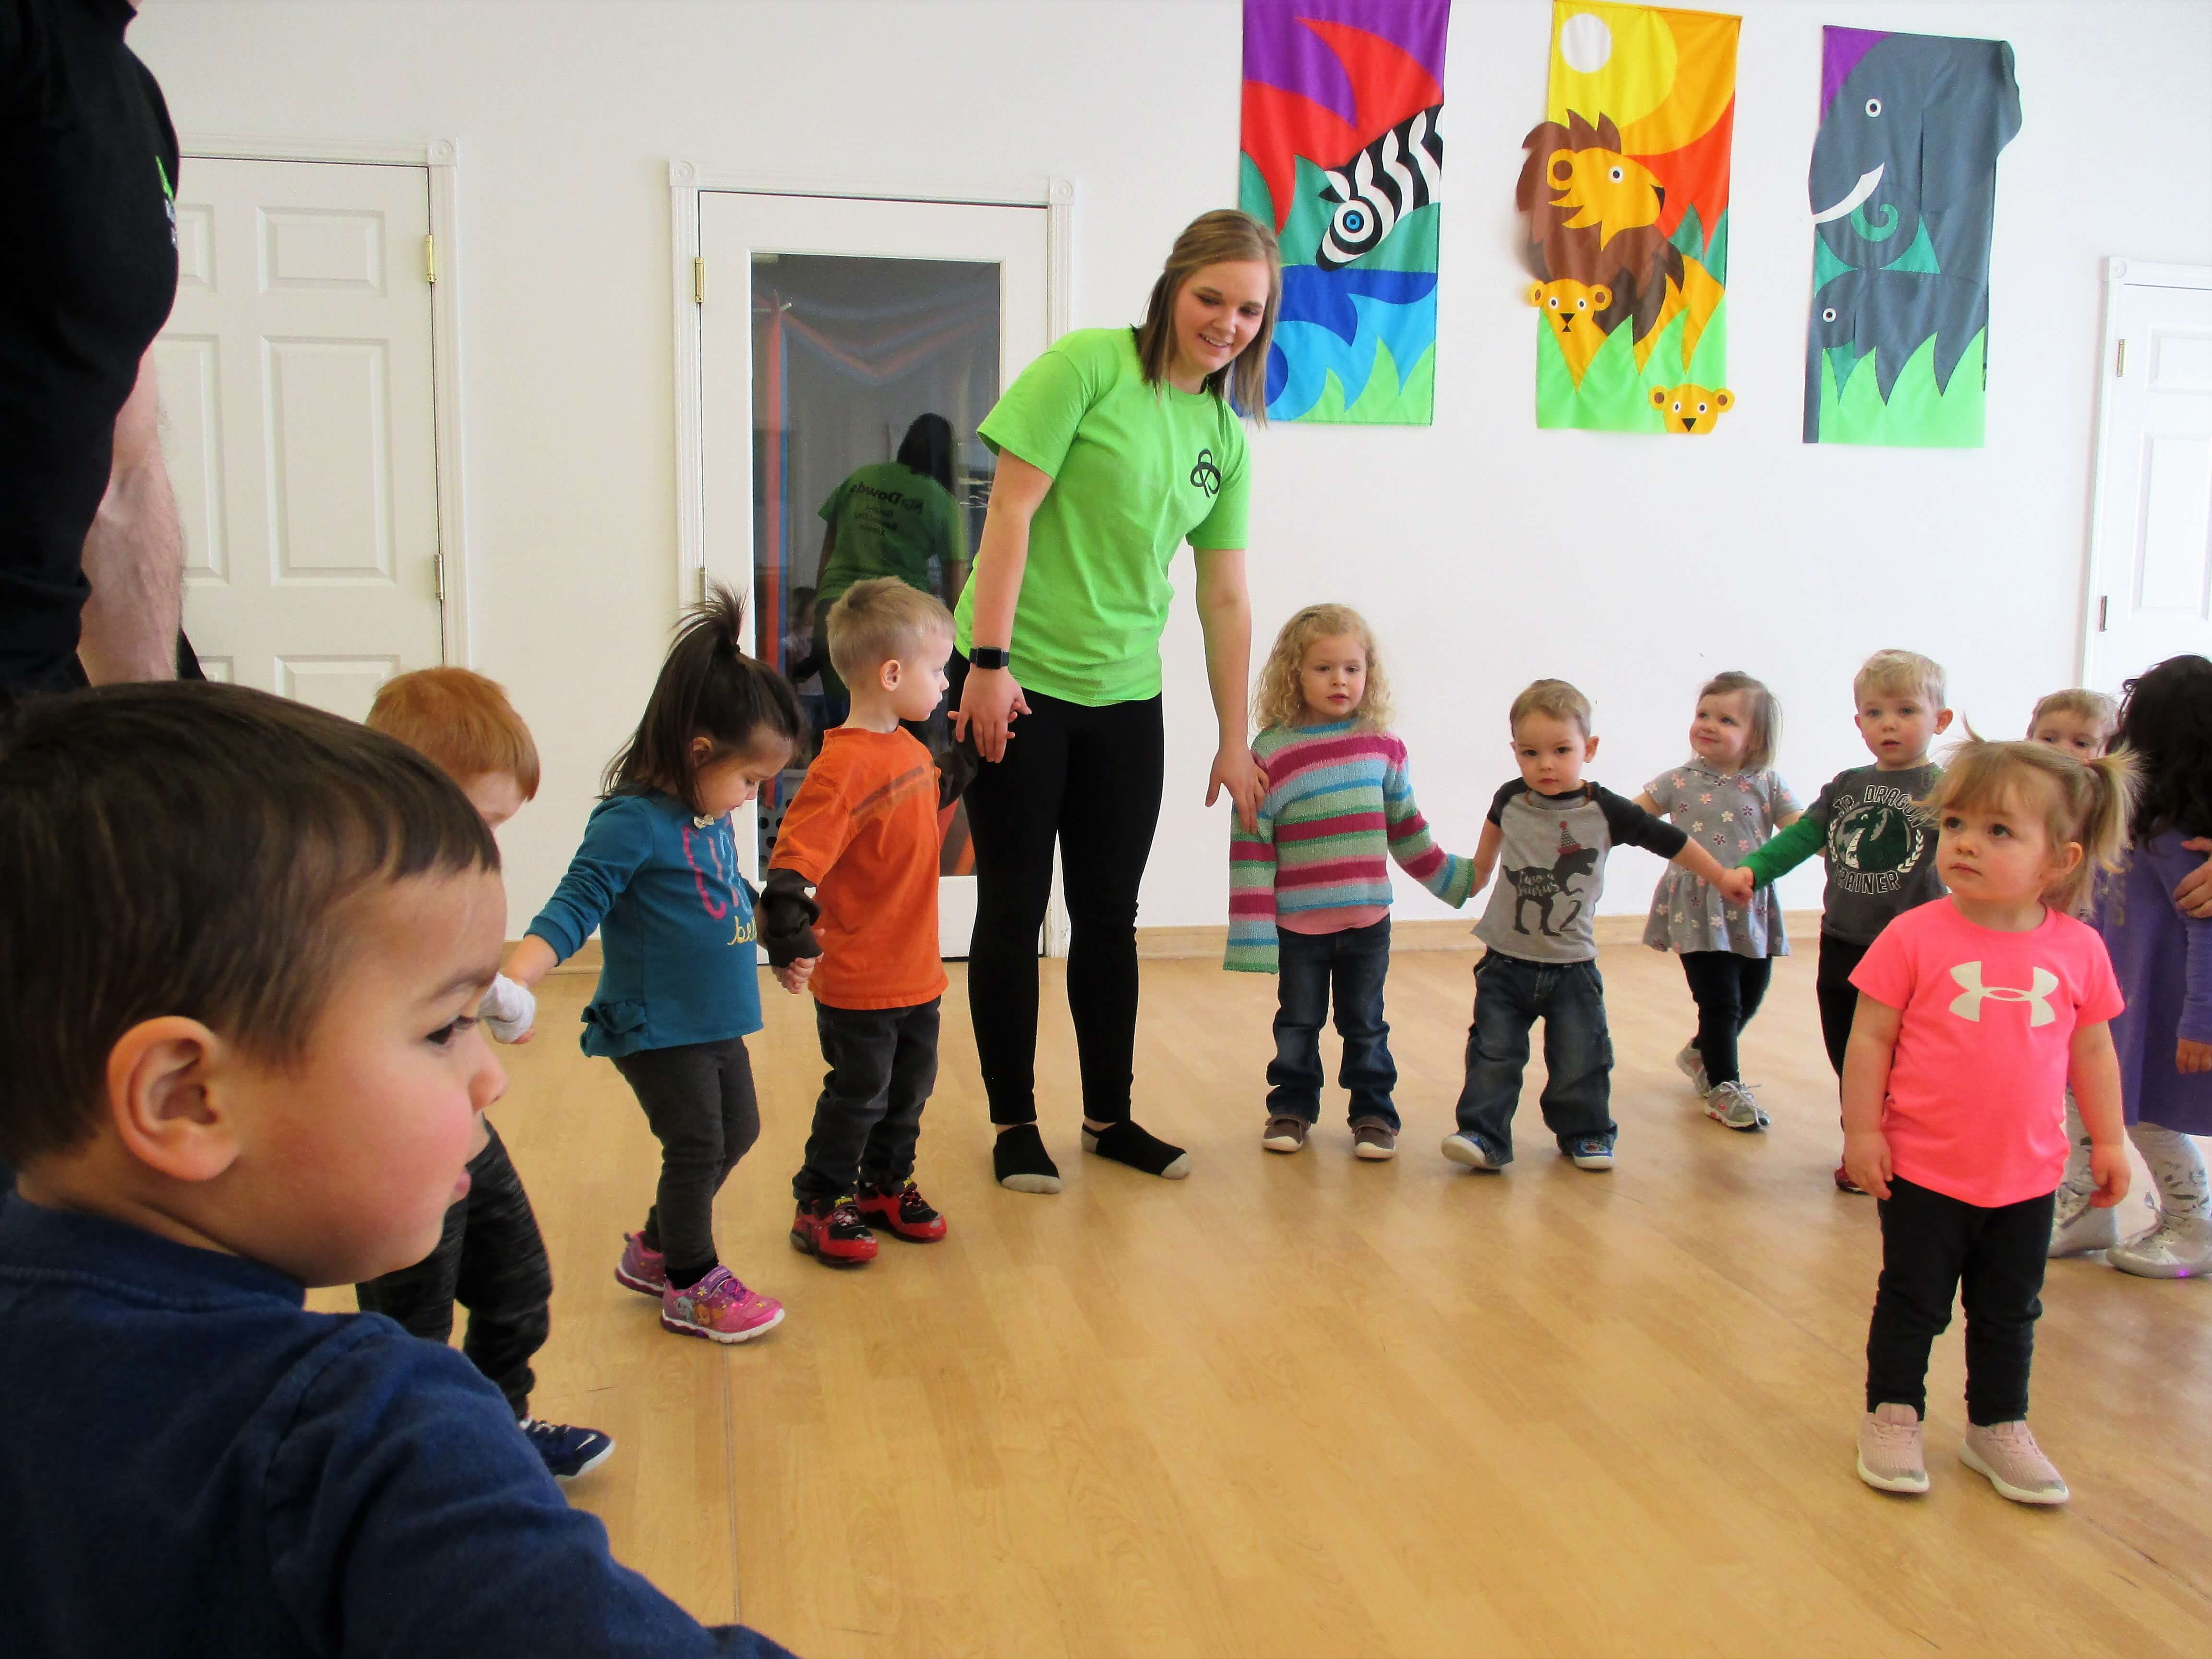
[{"x1": 1226, "y1": 720, "x2": 1472, "y2": 973}]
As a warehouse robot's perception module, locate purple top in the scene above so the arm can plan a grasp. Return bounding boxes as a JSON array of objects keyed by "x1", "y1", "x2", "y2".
[{"x1": 2094, "y1": 831, "x2": 2212, "y2": 1135}]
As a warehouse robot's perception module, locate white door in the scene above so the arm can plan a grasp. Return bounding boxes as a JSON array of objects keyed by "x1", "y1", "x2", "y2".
[
  {"x1": 157, "y1": 157, "x2": 444, "y2": 719},
  {"x1": 696, "y1": 192, "x2": 1051, "y2": 958},
  {"x1": 2086, "y1": 262, "x2": 2212, "y2": 696}
]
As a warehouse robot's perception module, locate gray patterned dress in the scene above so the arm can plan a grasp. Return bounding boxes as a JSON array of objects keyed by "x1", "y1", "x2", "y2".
[{"x1": 1642, "y1": 761, "x2": 1801, "y2": 958}]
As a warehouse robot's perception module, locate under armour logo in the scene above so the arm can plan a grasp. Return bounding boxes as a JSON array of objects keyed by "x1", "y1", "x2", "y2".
[
  {"x1": 1948, "y1": 962, "x2": 2058, "y2": 1027},
  {"x1": 1190, "y1": 448, "x2": 1222, "y2": 496}
]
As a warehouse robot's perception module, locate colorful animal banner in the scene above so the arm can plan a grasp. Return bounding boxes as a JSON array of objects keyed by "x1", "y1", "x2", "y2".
[
  {"x1": 1803, "y1": 28, "x2": 2019, "y2": 446},
  {"x1": 1517, "y1": 4, "x2": 1739, "y2": 434},
  {"x1": 1239, "y1": 0, "x2": 1449, "y2": 423}
]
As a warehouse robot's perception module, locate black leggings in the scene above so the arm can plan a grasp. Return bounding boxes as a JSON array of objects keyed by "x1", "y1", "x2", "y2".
[
  {"x1": 1817, "y1": 931, "x2": 1872, "y2": 1078},
  {"x1": 1678, "y1": 951, "x2": 1773, "y2": 1087},
  {"x1": 950, "y1": 653, "x2": 1164, "y2": 1126},
  {"x1": 609, "y1": 1035, "x2": 761, "y2": 1286}
]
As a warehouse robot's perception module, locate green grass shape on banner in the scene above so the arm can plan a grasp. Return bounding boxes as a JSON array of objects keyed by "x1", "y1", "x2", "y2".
[
  {"x1": 1537, "y1": 297, "x2": 1730, "y2": 433},
  {"x1": 1302, "y1": 337, "x2": 1437, "y2": 425},
  {"x1": 1816, "y1": 329, "x2": 1987, "y2": 447}
]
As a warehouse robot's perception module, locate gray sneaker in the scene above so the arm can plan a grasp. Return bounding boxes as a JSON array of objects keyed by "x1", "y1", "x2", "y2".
[
  {"x1": 1674, "y1": 1042, "x2": 1711, "y2": 1097},
  {"x1": 1704, "y1": 1079, "x2": 1767, "y2": 1132},
  {"x1": 2107, "y1": 1209, "x2": 2212, "y2": 1278},
  {"x1": 1960, "y1": 1420, "x2": 2068, "y2": 1505},
  {"x1": 2046, "y1": 1190, "x2": 2118, "y2": 1258}
]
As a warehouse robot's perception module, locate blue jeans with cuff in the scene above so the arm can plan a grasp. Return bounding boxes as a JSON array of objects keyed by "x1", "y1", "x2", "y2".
[
  {"x1": 1452, "y1": 950, "x2": 1615, "y2": 1160},
  {"x1": 1266, "y1": 917, "x2": 1397, "y2": 1129}
]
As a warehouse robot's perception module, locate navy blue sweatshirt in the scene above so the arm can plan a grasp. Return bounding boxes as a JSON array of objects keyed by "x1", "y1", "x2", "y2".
[{"x1": 0, "y1": 1198, "x2": 799, "y2": 1658}]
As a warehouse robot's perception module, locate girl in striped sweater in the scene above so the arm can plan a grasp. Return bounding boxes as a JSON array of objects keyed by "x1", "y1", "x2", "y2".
[{"x1": 1227, "y1": 605, "x2": 1472, "y2": 1159}]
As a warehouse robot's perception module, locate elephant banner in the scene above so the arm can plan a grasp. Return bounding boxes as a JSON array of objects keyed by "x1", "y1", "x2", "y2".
[
  {"x1": 1239, "y1": 0, "x2": 1450, "y2": 424},
  {"x1": 1804, "y1": 27, "x2": 2020, "y2": 446},
  {"x1": 1517, "y1": 3, "x2": 1740, "y2": 435}
]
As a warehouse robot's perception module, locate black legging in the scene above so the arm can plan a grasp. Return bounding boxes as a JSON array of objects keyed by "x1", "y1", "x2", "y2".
[
  {"x1": 950, "y1": 653, "x2": 1164, "y2": 1126},
  {"x1": 1678, "y1": 950, "x2": 1773, "y2": 1087}
]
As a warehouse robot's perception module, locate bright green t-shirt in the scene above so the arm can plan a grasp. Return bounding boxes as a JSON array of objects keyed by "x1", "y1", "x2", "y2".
[
  {"x1": 817, "y1": 462, "x2": 964, "y2": 607},
  {"x1": 955, "y1": 327, "x2": 1251, "y2": 706}
]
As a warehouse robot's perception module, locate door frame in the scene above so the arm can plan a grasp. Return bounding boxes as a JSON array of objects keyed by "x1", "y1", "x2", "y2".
[
  {"x1": 666, "y1": 162, "x2": 1075, "y2": 623},
  {"x1": 177, "y1": 133, "x2": 474, "y2": 665},
  {"x1": 2080, "y1": 257, "x2": 2212, "y2": 683}
]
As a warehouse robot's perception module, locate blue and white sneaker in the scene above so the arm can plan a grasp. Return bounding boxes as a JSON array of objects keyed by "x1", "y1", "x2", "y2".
[
  {"x1": 1566, "y1": 1136, "x2": 1616, "y2": 1171},
  {"x1": 521, "y1": 1418, "x2": 616, "y2": 1481},
  {"x1": 1441, "y1": 1131, "x2": 1508, "y2": 1171}
]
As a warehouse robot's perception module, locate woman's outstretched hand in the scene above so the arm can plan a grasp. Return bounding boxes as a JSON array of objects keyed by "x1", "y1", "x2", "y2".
[
  {"x1": 1208, "y1": 743, "x2": 1267, "y2": 833},
  {"x1": 954, "y1": 669, "x2": 1030, "y2": 764}
]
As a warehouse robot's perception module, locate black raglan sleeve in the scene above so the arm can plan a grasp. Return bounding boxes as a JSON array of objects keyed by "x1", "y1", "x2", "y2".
[{"x1": 1593, "y1": 783, "x2": 1689, "y2": 858}]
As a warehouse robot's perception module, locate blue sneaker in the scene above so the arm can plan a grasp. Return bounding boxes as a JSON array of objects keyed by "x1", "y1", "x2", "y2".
[
  {"x1": 1566, "y1": 1136, "x2": 1616, "y2": 1171},
  {"x1": 521, "y1": 1418, "x2": 615, "y2": 1481},
  {"x1": 1441, "y1": 1131, "x2": 1508, "y2": 1171}
]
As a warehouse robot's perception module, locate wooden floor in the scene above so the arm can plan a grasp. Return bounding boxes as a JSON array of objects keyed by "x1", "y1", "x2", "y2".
[{"x1": 326, "y1": 945, "x2": 2212, "y2": 1656}]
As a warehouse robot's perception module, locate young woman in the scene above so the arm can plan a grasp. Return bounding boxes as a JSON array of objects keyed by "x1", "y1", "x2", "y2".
[{"x1": 950, "y1": 209, "x2": 1278, "y2": 1193}]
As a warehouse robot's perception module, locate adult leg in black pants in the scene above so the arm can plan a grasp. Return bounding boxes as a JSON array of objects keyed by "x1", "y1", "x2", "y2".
[{"x1": 954, "y1": 654, "x2": 1181, "y2": 1191}]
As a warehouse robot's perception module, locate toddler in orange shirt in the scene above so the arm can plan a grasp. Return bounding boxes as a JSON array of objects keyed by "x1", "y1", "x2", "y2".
[{"x1": 761, "y1": 577, "x2": 968, "y2": 1265}]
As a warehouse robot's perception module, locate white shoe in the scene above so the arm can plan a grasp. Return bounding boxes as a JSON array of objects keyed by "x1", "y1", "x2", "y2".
[
  {"x1": 1674, "y1": 1043, "x2": 1711, "y2": 1097},
  {"x1": 2107, "y1": 1209, "x2": 2212, "y2": 1279},
  {"x1": 1441, "y1": 1131, "x2": 1506, "y2": 1171},
  {"x1": 2046, "y1": 1192, "x2": 2117, "y2": 1258},
  {"x1": 1703, "y1": 1079, "x2": 1767, "y2": 1132}
]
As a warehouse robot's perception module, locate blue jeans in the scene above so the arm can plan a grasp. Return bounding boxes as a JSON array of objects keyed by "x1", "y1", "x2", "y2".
[
  {"x1": 1267, "y1": 918, "x2": 1397, "y2": 1128},
  {"x1": 1452, "y1": 950, "x2": 1615, "y2": 1159}
]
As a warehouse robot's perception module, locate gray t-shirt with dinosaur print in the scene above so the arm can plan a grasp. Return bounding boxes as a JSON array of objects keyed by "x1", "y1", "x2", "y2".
[{"x1": 1475, "y1": 780, "x2": 1689, "y2": 964}]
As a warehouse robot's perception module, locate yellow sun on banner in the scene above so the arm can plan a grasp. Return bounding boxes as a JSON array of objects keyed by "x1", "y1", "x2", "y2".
[{"x1": 1547, "y1": 3, "x2": 1738, "y2": 157}]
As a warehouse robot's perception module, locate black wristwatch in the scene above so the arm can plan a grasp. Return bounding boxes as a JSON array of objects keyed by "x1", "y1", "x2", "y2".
[{"x1": 969, "y1": 646, "x2": 1011, "y2": 672}]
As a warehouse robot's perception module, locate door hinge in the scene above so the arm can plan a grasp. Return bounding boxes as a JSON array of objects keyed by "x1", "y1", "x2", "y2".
[
  {"x1": 694, "y1": 256, "x2": 707, "y2": 305},
  {"x1": 2116, "y1": 339, "x2": 2126, "y2": 377},
  {"x1": 424, "y1": 234, "x2": 437, "y2": 286},
  {"x1": 2097, "y1": 594, "x2": 2109, "y2": 632},
  {"x1": 434, "y1": 552, "x2": 447, "y2": 603}
]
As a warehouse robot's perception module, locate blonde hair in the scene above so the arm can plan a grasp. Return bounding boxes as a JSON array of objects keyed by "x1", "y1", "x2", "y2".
[
  {"x1": 1926, "y1": 738, "x2": 2137, "y2": 915},
  {"x1": 1252, "y1": 604, "x2": 1393, "y2": 732},
  {"x1": 2029, "y1": 688, "x2": 2118, "y2": 743},
  {"x1": 1854, "y1": 649, "x2": 1947, "y2": 709},
  {"x1": 1132, "y1": 210, "x2": 1282, "y2": 421},
  {"x1": 1510, "y1": 678, "x2": 1592, "y2": 738},
  {"x1": 824, "y1": 577, "x2": 954, "y2": 683},
  {"x1": 366, "y1": 667, "x2": 540, "y2": 799},
  {"x1": 1696, "y1": 670, "x2": 1780, "y2": 772}
]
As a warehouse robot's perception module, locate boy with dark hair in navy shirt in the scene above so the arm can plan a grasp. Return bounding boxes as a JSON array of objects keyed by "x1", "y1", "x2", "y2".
[{"x1": 0, "y1": 682, "x2": 800, "y2": 1659}]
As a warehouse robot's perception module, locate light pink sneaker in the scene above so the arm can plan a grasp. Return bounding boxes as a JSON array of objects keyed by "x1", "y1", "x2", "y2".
[
  {"x1": 613, "y1": 1231, "x2": 666, "y2": 1298},
  {"x1": 661, "y1": 1265, "x2": 785, "y2": 1344},
  {"x1": 1856, "y1": 1402, "x2": 1929, "y2": 1494},
  {"x1": 1960, "y1": 1420, "x2": 2069, "y2": 1505}
]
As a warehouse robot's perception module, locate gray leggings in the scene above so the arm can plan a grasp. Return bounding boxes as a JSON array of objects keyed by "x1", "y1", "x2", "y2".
[{"x1": 611, "y1": 1035, "x2": 760, "y2": 1283}]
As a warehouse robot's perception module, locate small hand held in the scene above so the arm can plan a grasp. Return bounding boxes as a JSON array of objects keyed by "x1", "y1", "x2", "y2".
[
  {"x1": 2176, "y1": 839, "x2": 2212, "y2": 918},
  {"x1": 2088, "y1": 1140, "x2": 2133, "y2": 1208},
  {"x1": 1206, "y1": 744, "x2": 1267, "y2": 834},
  {"x1": 954, "y1": 668, "x2": 1029, "y2": 765},
  {"x1": 774, "y1": 957, "x2": 819, "y2": 996},
  {"x1": 1842, "y1": 1129, "x2": 1893, "y2": 1201},
  {"x1": 2178, "y1": 1038, "x2": 2212, "y2": 1075}
]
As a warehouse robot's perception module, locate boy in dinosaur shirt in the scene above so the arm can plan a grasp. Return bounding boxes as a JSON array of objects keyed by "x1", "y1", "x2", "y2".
[{"x1": 1443, "y1": 680, "x2": 1733, "y2": 1174}]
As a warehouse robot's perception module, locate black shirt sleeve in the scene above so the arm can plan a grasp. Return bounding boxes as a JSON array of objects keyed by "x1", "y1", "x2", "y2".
[
  {"x1": 1486, "y1": 779, "x2": 1527, "y2": 826},
  {"x1": 1593, "y1": 783, "x2": 1689, "y2": 858}
]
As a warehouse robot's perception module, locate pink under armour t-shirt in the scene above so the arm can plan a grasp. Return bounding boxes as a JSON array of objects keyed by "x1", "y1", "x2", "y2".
[{"x1": 1851, "y1": 899, "x2": 2124, "y2": 1207}]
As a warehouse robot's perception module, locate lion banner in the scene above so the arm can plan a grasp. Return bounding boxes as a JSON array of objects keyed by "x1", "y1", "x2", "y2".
[
  {"x1": 1517, "y1": 3, "x2": 1739, "y2": 434},
  {"x1": 1803, "y1": 27, "x2": 2020, "y2": 447},
  {"x1": 1239, "y1": 0, "x2": 1449, "y2": 424}
]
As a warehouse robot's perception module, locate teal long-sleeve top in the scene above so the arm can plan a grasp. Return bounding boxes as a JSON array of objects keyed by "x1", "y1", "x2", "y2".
[{"x1": 526, "y1": 792, "x2": 763, "y2": 1058}]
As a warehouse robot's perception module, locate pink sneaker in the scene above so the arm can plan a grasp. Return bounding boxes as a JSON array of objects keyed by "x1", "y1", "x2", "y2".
[
  {"x1": 661, "y1": 1265, "x2": 785, "y2": 1344},
  {"x1": 614, "y1": 1231, "x2": 667, "y2": 1298}
]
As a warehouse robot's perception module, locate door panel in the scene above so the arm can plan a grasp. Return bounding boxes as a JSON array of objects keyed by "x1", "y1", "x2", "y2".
[{"x1": 158, "y1": 157, "x2": 444, "y2": 717}]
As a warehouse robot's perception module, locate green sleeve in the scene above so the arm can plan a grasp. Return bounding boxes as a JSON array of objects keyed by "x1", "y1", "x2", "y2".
[
  {"x1": 1743, "y1": 812, "x2": 1824, "y2": 889},
  {"x1": 817, "y1": 477, "x2": 847, "y2": 525},
  {"x1": 976, "y1": 335, "x2": 1103, "y2": 479},
  {"x1": 1189, "y1": 418, "x2": 1250, "y2": 552}
]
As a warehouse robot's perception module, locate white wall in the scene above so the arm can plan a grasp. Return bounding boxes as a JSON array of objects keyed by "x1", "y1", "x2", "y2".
[{"x1": 135, "y1": 0, "x2": 2212, "y2": 936}]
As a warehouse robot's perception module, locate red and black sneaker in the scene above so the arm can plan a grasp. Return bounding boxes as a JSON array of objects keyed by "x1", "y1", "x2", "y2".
[
  {"x1": 789, "y1": 1196, "x2": 878, "y2": 1265},
  {"x1": 856, "y1": 1180, "x2": 948, "y2": 1243}
]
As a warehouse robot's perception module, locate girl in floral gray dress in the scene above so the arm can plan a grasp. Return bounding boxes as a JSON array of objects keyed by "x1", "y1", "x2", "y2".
[{"x1": 1633, "y1": 673, "x2": 1801, "y2": 1131}]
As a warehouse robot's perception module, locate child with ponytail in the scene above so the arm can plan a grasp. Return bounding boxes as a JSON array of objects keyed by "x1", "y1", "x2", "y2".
[{"x1": 505, "y1": 588, "x2": 804, "y2": 1344}]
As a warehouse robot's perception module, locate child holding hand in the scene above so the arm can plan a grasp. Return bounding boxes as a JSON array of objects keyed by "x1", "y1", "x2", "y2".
[{"x1": 1846, "y1": 740, "x2": 2133, "y2": 1505}]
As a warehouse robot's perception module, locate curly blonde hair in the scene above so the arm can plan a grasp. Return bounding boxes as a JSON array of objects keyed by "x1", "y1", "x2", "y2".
[{"x1": 1252, "y1": 604, "x2": 1393, "y2": 732}]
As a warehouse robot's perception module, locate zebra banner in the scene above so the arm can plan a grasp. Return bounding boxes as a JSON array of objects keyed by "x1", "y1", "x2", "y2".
[
  {"x1": 1239, "y1": 0, "x2": 1449, "y2": 424},
  {"x1": 1517, "y1": 4, "x2": 1740, "y2": 434}
]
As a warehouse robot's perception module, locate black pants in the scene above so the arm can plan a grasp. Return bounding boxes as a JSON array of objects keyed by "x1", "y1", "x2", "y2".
[
  {"x1": 1816, "y1": 931, "x2": 1871, "y2": 1078},
  {"x1": 354, "y1": 1124, "x2": 550, "y2": 1418},
  {"x1": 610, "y1": 1035, "x2": 761, "y2": 1285},
  {"x1": 1678, "y1": 951, "x2": 1773, "y2": 1088},
  {"x1": 950, "y1": 653, "x2": 1164, "y2": 1126},
  {"x1": 1866, "y1": 1175, "x2": 2054, "y2": 1424},
  {"x1": 795, "y1": 998, "x2": 941, "y2": 1202}
]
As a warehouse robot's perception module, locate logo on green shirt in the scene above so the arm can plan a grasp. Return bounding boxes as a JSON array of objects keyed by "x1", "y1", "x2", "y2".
[{"x1": 1190, "y1": 448, "x2": 1223, "y2": 496}]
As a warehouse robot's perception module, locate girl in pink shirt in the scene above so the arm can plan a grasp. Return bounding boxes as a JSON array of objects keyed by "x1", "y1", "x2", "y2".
[{"x1": 1841, "y1": 740, "x2": 2133, "y2": 1506}]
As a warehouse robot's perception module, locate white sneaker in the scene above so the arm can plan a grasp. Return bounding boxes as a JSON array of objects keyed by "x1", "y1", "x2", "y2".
[
  {"x1": 1674, "y1": 1042, "x2": 1711, "y2": 1097},
  {"x1": 1441, "y1": 1131, "x2": 1506, "y2": 1171},
  {"x1": 1703, "y1": 1079, "x2": 1767, "y2": 1132},
  {"x1": 2107, "y1": 1209, "x2": 2212, "y2": 1278},
  {"x1": 2046, "y1": 1192, "x2": 2117, "y2": 1258}
]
